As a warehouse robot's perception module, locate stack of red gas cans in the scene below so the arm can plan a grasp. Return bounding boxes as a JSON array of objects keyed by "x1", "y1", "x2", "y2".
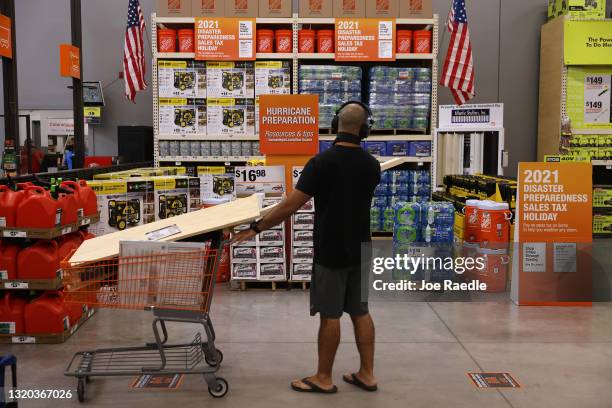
[{"x1": 0, "y1": 179, "x2": 98, "y2": 339}]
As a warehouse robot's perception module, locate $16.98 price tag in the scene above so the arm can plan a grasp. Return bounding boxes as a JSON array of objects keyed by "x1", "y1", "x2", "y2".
[{"x1": 234, "y1": 166, "x2": 285, "y2": 195}]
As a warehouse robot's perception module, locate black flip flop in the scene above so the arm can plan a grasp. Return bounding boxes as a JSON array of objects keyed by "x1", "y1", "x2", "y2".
[
  {"x1": 291, "y1": 378, "x2": 338, "y2": 394},
  {"x1": 343, "y1": 373, "x2": 378, "y2": 392}
]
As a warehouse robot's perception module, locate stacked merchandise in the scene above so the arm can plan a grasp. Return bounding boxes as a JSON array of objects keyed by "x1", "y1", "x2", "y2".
[
  {"x1": 319, "y1": 140, "x2": 432, "y2": 158},
  {"x1": 230, "y1": 197, "x2": 287, "y2": 281},
  {"x1": 566, "y1": 135, "x2": 612, "y2": 161},
  {"x1": 392, "y1": 201, "x2": 455, "y2": 283},
  {"x1": 299, "y1": 65, "x2": 363, "y2": 128},
  {"x1": 197, "y1": 166, "x2": 236, "y2": 203},
  {"x1": 393, "y1": 201, "x2": 455, "y2": 245},
  {"x1": 371, "y1": 170, "x2": 431, "y2": 233},
  {"x1": 159, "y1": 140, "x2": 261, "y2": 158},
  {"x1": 0, "y1": 179, "x2": 98, "y2": 342},
  {"x1": 291, "y1": 199, "x2": 315, "y2": 281},
  {"x1": 255, "y1": 61, "x2": 292, "y2": 135},
  {"x1": 593, "y1": 184, "x2": 612, "y2": 238},
  {"x1": 368, "y1": 67, "x2": 432, "y2": 131},
  {"x1": 88, "y1": 175, "x2": 201, "y2": 236}
]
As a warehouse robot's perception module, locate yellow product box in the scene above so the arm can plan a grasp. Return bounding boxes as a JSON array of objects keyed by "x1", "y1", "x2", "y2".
[
  {"x1": 593, "y1": 187, "x2": 612, "y2": 208},
  {"x1": 549, "y1": 0, "x2": 606, "y2": 19},
  {"x1": 593, "y1": 214, "x2": 612, "y2": 234}
]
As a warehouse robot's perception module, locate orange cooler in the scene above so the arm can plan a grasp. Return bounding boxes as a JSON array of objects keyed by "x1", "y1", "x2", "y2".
[
  {"x1": 257, "y1": 29, "x2": 275, "y2": 52},
  {"x1": 396, "y1": 30, "x2": 412, "y2": 53},
  {"x1": 463, "y1": 199, "x2": 480, "y2": 244},
  {"x1": 275, "y1": 29, "x2": 293, "y2": 52},
  {"x1": 317, "y1": 29, "x2": 334, "y2": 53},
  {"x1": 478, "y1": 201, "x2": 511, "y2": 250},
  {"x1": 413, "y1": 29, "x2": 431, "y2": 53},
  {"x1": 298, "y1": 29, "x2": 316, "y2": 53}
]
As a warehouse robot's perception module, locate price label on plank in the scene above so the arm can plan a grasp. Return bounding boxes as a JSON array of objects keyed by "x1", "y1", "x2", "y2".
[{"x1": 235, "y1": 166, "x2": 285, "y2": 195}]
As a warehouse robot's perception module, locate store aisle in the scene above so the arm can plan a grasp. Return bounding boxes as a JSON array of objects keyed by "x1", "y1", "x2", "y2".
[{"x1": 4, "y1": 288, "x2": 612, "y2": 408}]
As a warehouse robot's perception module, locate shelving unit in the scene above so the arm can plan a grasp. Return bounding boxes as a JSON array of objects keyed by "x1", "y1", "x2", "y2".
[{"x1": 152, "y1": 13, "x2": 439, "y2": 180}]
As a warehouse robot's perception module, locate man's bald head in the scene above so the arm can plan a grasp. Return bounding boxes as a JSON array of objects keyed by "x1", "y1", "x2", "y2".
[{"x1": 337, "y1": 103, "x2": 369, "y2": 137}]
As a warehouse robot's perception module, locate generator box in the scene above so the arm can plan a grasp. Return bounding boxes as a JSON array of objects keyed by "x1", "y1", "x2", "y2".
[
  {"x1": 207, "y1": 98, "x2": 256, "y2": 136},
  {"x1": 197, "y1": 166, "x2": 236, "y2": 201},
  {"x1": 88, "y1": 179, "x2": 155, "y2": 236},
  {"x1": 206, "y1": 62, "x2": 255, "y2": 98},
  {"x1": 259, "y1": 0, "x2": 292, "y2": 17},
  {"x1": 549, "y1": 0, "x2": 606, "y2": 19},
  {"x1": 158, "y1": 98, "x2": 207, "y2": 135},
  {"x1": 158, "y1": 60, "x2": 206, "y2": 99},
  {"x1": 254, "y1": 61, "x2": 292, "y2": 96},
  {"x1": 299, "y1": 0, "x2": 333, "y2": 17},
  {"x1": 158, "y1": 0, "x2": 192, "y2": 17}
]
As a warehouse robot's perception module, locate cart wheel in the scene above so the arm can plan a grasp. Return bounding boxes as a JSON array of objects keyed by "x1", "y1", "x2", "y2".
[
  {"x1": 77, "y1": 379, "x2": 85, "y2": 403},
  {"x1": 205, "y1": 349, "x2": 223, "y2": 367},
  {"x1": 208, "y1": 377, "x2": 228, "y2": 398}
]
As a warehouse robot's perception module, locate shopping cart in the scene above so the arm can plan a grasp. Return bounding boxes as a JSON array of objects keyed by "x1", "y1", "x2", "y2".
[{"x1": 62, "y1": 231, "x2": 228, "y2": 402}]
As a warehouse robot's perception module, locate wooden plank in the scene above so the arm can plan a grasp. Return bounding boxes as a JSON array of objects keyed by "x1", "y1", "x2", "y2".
[
  {"x1": 69, "y1": 195, "x2": 262, "y2": 264},
  {"x1": 537, "y1": 17, "x2": 565, "y2": 161},
  {"x1": 380, "y1": 158, "x2": 406, "y2": 171}
]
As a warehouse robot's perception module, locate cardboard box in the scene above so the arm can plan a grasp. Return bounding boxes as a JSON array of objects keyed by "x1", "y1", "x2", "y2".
[
  {"x1": 157, "y1": 0, "x2": 192, "y2": 17},
  {"x1": 364, "y1": 141, "x2": 386, "y2": 156},
  {"x1": 207, "y1": 98, "x2": 255, "y2": 136},
  {"x1": 206, "y1": 61, "x2": 255, "y2": 98},
  {"x1": 158, "y1": 98, "x2": 207, "y2": 135},
  {"x1": 549, "y1": 0, "x2": 606, "y2": 19},
  {"x1": 594, "y1": 187, "x2": 612, "y2": 208},
  {"x1": 299, "y1": 0, "x2": 333, "y2": 17},
  {"x1": 226, "y1": 0, "x2": 258, "y2": 17},
  {"x1": 593, "y1": 214, "x2": 612, "y2": 235},
  {"x1": 398, "y1": 0, "x2": 432, "y2": 19},
  {"x1": 259, "y1": 0, "x2": 292, "y2": 17},
  {"x1": 366, "y1": 0, "x2": 399, "y2": 18},
  {"x1": 333, "y1": 0, "x2": 365, "y2": 17},
  {"x1": 192, "y1": 0, "x2": 224, "y2": 16},
  {"x1": 158, "y1": 60, "x2": 206, "y2": 99},
  {"x1": 254, "y1": 61, "x2": 292, "y2": 96},
  {"x1": 197, "y1": 166, "x2": 236, "y2": 202},
  {"x1": 386, "y1": 141, "x2": 408, "y2": 156}
]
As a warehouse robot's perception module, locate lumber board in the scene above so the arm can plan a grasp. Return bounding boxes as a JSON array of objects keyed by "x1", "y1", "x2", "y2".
[
  {"x1": 380, "y1": 158, "x2": 406, "y2": 171},
  {"x1": 69, "y1": 195, "x2": 262, "y2": 264}
]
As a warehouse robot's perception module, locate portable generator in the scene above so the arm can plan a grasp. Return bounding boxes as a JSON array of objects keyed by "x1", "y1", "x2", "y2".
[
  {"x1": 158, "y1": 194, "x2": 188, "y2": 219},
  {"x1": 108, "y1": 199, "x2": 141, "y2": 231}
]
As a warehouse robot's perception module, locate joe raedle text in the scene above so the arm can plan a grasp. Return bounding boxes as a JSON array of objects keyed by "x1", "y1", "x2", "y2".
[{"x1": 372, "y1": 279, "x2": 488, "y2": 292}]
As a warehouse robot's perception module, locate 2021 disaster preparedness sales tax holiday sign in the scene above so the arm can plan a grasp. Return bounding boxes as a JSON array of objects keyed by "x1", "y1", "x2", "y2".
[
  {"x1": 195, "y1": 18, "x2": 255, "y2": 61},
  {"x1": 258, "y1": 95, "x2": 319, "y2": 155},
  {"x1": 335, "y1": 19, "x2": 396, "y2": 61}
]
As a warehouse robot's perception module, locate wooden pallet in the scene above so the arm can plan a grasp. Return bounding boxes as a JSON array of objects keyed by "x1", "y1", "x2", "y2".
[
  {"x1": 0, "y1": 308, "x2": 96, "y2": 344},
  {"x1": 233, "y1": 280, "x2": 310, "y2": 291},
  {"x1": 0, "y1": 213, "x2": 100, "y2": 240}
]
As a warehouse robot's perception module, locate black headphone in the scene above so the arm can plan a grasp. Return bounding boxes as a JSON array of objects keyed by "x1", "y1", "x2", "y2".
[{"x1": 331, "y1": 101, "x2": 374, "y2": 139}]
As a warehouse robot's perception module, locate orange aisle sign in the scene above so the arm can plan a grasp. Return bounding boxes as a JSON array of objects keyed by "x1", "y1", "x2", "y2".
[
  {"x1": 60, "y1": 44, "x2": 81, "y2": 79},
  {"x1": 259, "y1": 95, "x2": 319, "y2": 155},
  {"x1": 511, "y1": 162, "x2": 593, "y2": 306},
  {"x1": 195, "y1": 17, "x2": 255, "y2": 61},
  {"x1": 0, "y1": 14, "x2": 12, "y2": 59},
  {"x1": 335, "y1": 18, "x2": 395, "y2": 61}
]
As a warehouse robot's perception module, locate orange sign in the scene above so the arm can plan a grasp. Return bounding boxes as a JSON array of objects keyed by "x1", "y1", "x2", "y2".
[
  {"x1": 259, "y1": 95, "x2": 319, "y2": 155},
  {"x1": 517, "y1": 162, "x2": 592, "y2": 243},
  {"x1": 512, "y1": 162, "x2": 593, "y2": 306},
  {"x1": 0, "y1": 14, "x2": 12, "y2": 59},
  {"x1": 195, "y1": 17, "x2": 255, "y2": 61},
  {"x1": 59, "y1": 44, "x2": 81, "y2": 79},
  {"x1": 335, "y1": 18, "x2": 395, "y2": 61}
]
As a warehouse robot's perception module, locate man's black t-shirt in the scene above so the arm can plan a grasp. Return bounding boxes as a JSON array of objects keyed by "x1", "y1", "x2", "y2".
[{"x1": 295, "y1": 144, "x2": 381, "y2": 268}]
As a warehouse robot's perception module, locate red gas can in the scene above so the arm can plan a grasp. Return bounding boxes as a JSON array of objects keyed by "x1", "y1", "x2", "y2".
[
  {"x1": 17, "y1": 240, "x2": 60, "y2": 280},
  {"x1": 0, "y1": 242, "x2": 20, "y2": 280},
  {"x1": 58, "y1": 192, "x2": 79, "y2": 225},
  {"x1": 25, "y1": 291, "x2": 70, "y2": 334},
  {"x1": 0, "y1": 292, "x2": 28, "y2": 334},
  {"x1": 0, "y1": 185, "x2": 25, "y2": 227},
  {"x1": 61, "y1": 180, "x2": 97, "y2": 217},
  {"x1": 58, "y1": 232, "x2": 84, "y2": 262},
  {"x1": 16, "y1": 186, "x2": 61, "y2": 228}
]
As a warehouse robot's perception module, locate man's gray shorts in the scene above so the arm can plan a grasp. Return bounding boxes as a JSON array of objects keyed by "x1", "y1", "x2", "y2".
[{"x1": 310, "y1": 263, "x2": 369, "y2": 319}]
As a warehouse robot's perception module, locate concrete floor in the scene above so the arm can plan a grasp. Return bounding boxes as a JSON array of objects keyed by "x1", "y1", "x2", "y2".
[{"x1": 4, "y1": 287, "x2": 612, "y2": 408}]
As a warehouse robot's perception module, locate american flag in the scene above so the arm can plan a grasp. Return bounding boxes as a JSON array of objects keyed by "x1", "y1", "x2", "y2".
[
  {"x1": 440, "y1": 0, "x2": 474, "y2": 105},
  {"x1": 123, "y1": 0, "x2": 147, "y2": 102}
]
